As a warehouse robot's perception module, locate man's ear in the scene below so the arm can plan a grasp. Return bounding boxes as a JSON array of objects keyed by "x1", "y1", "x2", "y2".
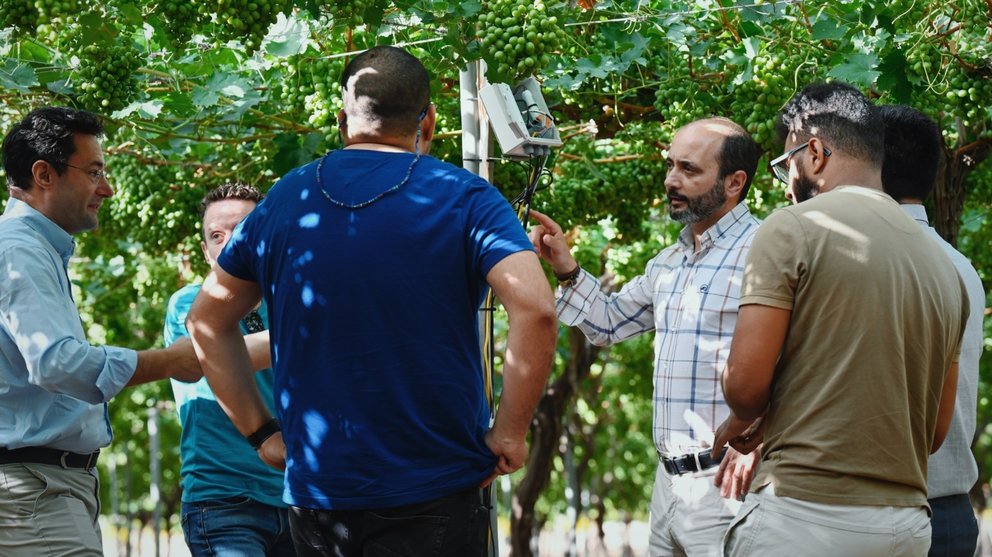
[
  {"x1": 201, "y1": 240, "x2": 212, "y2": 266},
  {"x1": 725, "y1": 170, "x2": 747, "y2": 202},
  {"x1": 420, "y1": 103, "x2": 436, "y2": 143},
  {"x1": 808, "y1": 138, "x2": 829, "y2": 174},
  {"x1": 30, "y1": 160, "x2": 56, "y2": 191}
]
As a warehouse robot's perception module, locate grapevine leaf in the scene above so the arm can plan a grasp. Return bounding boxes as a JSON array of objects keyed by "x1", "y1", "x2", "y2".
[
  {"x1": 738, "y1": 0, "x2": 787, "y2": 22},
  {"x1": 113, "y1": 100, "x2": 164, "y2": 120},
  {"x1": 204, "y1": 72, "x2": 251, "y2": 99},
  {"x1": 576, "y1": 56, "x2": 608, "y2": 79},
  {"x1": 77, "y1": 11, "x2": 118, "y2": 47},
  {"x1": 46, "y1": 79, "x2": 72, "y2": 95},
  {"x1": 273, "y1": 132, "x2": 325, "y2": 175},
  {"x1": 116, "y1": 3, "x2": 144, "y2": 27},
  {"x1": 0, "y1": 60, "x2": 38, "y2": 92},
  {"x1": 619, "y1": 33, "x2": 649, "y2": 67},
  {"x1": 226, "y1": 90, "x2": 265, "y2": 117},
  {"x1": 191, "y1": 87, "x2": 220, "y2": 108},
  {"x1": 876, "y1": 51, "x2": 912, "y2": 103},
  {"x1": 811, "y1": 18, "x2": 847, "y2": 41},
  {"x1": 826, "y1": 53, "x2": 880, "y2": 88},
  {"x1": 161, "y1": 92, "x2": 197, "y2": 117},
  {"x1": 458, "y1": 0, "x2": 482, "y2": 17},
  {"x1": 742, "y1": 37, "x2": 761, "y2": 60},
  {"x1": 264, "y1": 13, "x2": 310, "y2": 58}
]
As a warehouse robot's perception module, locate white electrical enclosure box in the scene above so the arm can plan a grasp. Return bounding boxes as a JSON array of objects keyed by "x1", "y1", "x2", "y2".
[{"x1": 479, "y1": 77, "x2": 562, "y2": 160}]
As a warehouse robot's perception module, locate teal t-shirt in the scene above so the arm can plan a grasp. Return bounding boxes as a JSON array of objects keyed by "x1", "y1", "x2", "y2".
[{"x1": 164, "y1": 284, "x2": 285, "y2": 507}]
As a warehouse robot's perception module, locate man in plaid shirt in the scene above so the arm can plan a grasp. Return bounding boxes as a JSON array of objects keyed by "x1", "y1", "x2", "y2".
[{"x1": 529, "y1": 117, "x2": 761, "y2": 556}]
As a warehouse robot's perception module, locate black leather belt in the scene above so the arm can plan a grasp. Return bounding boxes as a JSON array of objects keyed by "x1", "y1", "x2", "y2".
[
  {"x1": 659, "y1": 448, "x2": 726, "y2": 476},
  {"x1": 0, "y1": 447, "x2": 100, "y2": 469}
]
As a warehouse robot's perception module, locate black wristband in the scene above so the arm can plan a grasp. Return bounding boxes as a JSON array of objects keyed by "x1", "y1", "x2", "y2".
[
  {"x1": 246, "y1": 418, "x2": 281, "y2": 450},
  {"x1": 555, "y1": 265, "x2": 581, "y2": 287}
]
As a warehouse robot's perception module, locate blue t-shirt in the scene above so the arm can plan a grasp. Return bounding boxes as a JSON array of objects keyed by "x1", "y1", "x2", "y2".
[
  {"x1": 164, "y1": 284, "x2": 285, "y2": 507},
  {"x1": 217, "y1": 150, "x2": 532, "y2": 510}
]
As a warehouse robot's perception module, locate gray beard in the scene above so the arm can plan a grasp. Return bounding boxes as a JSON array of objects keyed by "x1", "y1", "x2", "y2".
[{"x1": 669, "y1": 178, "x2": 727, "y2": 224}]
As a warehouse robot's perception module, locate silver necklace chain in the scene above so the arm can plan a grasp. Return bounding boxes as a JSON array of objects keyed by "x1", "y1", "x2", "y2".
[{"x1": 316, "y1": 151, "x2": 421, "y2": 209}]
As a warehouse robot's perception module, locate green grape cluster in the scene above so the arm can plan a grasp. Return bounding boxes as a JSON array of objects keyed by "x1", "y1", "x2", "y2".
[
  {"x1": 908, "y1": 57, "x2": 992, "y2": 142},
  {"x1": 34, "y1": 0, "x2": 86, "y2": 24},
  {"x1": 526, "y1": 130, "x2": 666, "y2": 241},
  {"x1": 728, "y1": 53, "x2": 809, "y2": 149},
  {"x1": 0, "y1": 0, "x2": 37, "y2": 33},
  {"x1": 953, "y1": 1, "x2": 992, "y2": 63},
  {"x1": 103, "y1": 155, "x2": 205, "y2": 253},
  {"x1": 33, "y1": 0, "x2": 91, "y2": 41},
  {"x1": 478, "y1": 0, "x2": 566, "y2": 84},
  {"x1": 154, "y1": 0, "x2": 207, "y2": 45},
  {"x1": 272, "y1": 58, "x2": 314, "y2": 115},
  {"x1": 272, "y1": 56, "x2": 343, "y2": 143},
  {"x1": 214, "y1": 0, "x2": 286, "y2": 53},
  {"x1": 652, "y1": 56, "x2": 720, "y2": 134},
  {"x1": 311, "y1": 0, "x2": 387, "y2": 29},
  {"x1": 75, "y1": 40, "x2": 143, "y2": 113}
]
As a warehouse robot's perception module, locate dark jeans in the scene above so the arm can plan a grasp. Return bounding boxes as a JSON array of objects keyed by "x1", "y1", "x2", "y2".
[
  {"x1": 288, "y1": 487, "x2": 490, "y2": 557},
  {"x1": 928, "y1": 493, "x2": 978, "y2": 557},
  {"x1": 181, "y1": 497, "x2": 296, "y2": 557}
]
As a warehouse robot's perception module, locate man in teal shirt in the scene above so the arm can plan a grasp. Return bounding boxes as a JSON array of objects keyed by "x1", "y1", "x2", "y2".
[{"x1": 164, "y1": 183, "x2": 294, "y2": 556}]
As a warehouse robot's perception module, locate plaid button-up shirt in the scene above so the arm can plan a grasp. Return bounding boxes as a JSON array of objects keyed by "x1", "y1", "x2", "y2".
[{"x1": 558, "y1": 203, "x2": 759, "y2": 456}]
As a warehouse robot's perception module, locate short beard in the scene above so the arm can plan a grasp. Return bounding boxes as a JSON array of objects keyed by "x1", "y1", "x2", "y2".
[
  {"x1": 669, "y1": 178, "x2": 727, "y2": 224},
  {"x1": 791, "y1": 160, "x2": 818, "y2": 204}
]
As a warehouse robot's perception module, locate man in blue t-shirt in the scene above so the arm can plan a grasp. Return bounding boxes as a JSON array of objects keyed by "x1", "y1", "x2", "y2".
[
  {"x1": 186, "y1": 46, "x2": 557, "y2": 557},
  {"x1": 164, "y1": 183, "x2": 295, "y2": 556}
]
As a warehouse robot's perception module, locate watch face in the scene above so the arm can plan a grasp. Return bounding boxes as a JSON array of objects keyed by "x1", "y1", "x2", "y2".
[{"x1": 243, "y1": 310, "x2": 265, "y2": 334}]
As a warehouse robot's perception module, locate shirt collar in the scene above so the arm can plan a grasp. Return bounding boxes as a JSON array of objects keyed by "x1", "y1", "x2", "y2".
[
  {"x1": 899, "y1": 203, "x2": 930, "y2": 226},
  {"x1": 676, "y1": 202, "x2": 754, "y2": 251},
  {"x1": 2, "y1": 197, "x2": 76, "y2": 262}
]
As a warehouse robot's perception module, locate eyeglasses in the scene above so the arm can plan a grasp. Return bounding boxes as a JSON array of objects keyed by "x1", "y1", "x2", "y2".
[
  {"x1": 64, "y1": 163, "x2": 110, "y2": 183},
  {"x1": 768, "y1": 143, "x2": 831, "y2": 184}
]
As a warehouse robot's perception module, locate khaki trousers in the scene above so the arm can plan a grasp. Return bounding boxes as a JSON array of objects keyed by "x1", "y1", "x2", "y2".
[
  {"x1": 0, "y1": 462, "x2": 102, "y2": 556},
  {"x1": 723, "y1": 484, "x2": 931, "y2": 557},
  {"x1": 649, "y1": 463, "x2": 742, "y2": 556}
]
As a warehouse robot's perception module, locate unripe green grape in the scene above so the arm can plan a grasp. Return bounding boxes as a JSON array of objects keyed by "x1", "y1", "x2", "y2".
[
  {"x1": 0, "y1": 0, "x2": 37, "y2": 33},
  {"x1": 75, "y1": 39, "x2": 143, "y2": 113},
  {"x1": 479, "y1": 0, "x2": 567, "y2": 83}
]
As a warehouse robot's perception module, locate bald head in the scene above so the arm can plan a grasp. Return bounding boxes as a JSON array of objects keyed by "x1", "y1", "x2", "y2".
[{"x1": 678, "y1": 118, "x2": 760, "y2": 204}]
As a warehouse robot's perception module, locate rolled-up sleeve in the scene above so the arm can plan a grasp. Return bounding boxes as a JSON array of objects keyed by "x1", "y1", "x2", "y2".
[{"x1": 0, "y1": 245, "x2": 136, "y2": 404}]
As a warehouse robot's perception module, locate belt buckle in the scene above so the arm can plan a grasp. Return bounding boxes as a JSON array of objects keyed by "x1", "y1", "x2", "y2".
[
  {"x1": 59, "y1": 451, "x2": 70, "y2": 469},
  {"x1": 693, "y1": 451, "x2": 704, "y2": 473}
]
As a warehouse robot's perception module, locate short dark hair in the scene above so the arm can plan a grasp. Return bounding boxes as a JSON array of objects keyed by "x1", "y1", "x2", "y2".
[
  {"x1": 1, "y1": 107, "x2": 104, "y2": 192},
  {"x1": 879, "y1": 104, "x2": 941, "y2": 202},
  {"x1": 776, "y1": 82, "x2": 884, "y2": 166},
  {"x1": 717, "y1": 129, "x2": 761, "y2": 204},
  {"x1": 198, "y1": 182, "x2": 264, "y2": 222},
  {"x1": 339, "y1": 46, "x2": 430, "y2": 136}
]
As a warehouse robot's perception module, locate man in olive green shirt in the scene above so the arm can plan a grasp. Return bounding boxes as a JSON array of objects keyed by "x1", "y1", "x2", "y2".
[{"x1": 713, "y1": 82, "x2": 967, "y2": 556}]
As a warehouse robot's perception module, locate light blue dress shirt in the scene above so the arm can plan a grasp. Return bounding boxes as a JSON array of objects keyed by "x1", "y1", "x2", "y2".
[{"x1": 0, "y1": 198, "x2": 137, "y2": 453}]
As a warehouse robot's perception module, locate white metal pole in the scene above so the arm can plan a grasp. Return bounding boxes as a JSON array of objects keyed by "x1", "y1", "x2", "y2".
[
  {"x1": 461, "y1": 62, "x2": 480, "y2": 175},
  {"x1": 148, "y1": 406, "x2": 161, "y2": 557}
]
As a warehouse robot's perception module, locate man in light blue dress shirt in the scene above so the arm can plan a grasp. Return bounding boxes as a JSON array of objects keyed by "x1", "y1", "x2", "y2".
[
  {"x1": 880, "y1": 104, "x2": 986, "y2": 557},
  {"x1": 0, "y1": 107, "x2": 202, "y2": 556}
]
